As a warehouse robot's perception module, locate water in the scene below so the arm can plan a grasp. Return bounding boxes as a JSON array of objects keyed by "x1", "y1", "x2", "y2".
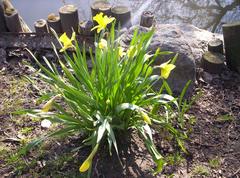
[{"x1": 12, "y1": 0, "x2": 240, "y2": 33}]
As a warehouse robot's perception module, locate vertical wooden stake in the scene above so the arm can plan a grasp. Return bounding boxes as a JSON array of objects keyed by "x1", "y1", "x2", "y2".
[
  {"x1": 59, "y1": 4, "x2": 79, "y2": 37},
  {"x1": 140, "y1": 11, "x2": 154, "y2": 28},
  {"x1": 223, "y1": 22, "x2": 240, "y2": 73},
  {"x1": 111, "y1": 5, "x2": 131, "y2": 28},
  {"x1": 0, "y1": 0, "x2": 7, "y2": 32},
  {"x1": 34, "y1": 19, "x2": 48, "y2": 34},
  {"x1": 91, "y1": 1, "x2": 112, "y2": 18},
  {"x1": 47, "y1": 13, "x2": 62, "y2": 34},
  {"x1": 4, "y1": 8, "x2": 22, "y2": 32}
]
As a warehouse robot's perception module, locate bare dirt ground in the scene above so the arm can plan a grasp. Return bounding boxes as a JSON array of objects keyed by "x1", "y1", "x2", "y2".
[{"x1": 0, "y1": 58, "x2": 239, "y2": 178}]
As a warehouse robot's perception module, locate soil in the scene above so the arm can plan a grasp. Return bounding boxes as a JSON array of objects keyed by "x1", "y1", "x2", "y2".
[{"x1": 0, "y1": 57, "x2": 240, "y2": 178}]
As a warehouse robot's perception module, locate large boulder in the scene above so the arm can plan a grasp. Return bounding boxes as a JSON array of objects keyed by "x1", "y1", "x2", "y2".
[{"x1": 120, "y1": 24, "x2": 222, "y2": 96}]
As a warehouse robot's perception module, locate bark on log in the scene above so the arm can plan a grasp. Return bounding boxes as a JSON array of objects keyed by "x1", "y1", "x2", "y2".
[
  {"x1": 79, "y1": 20, "x2": 94, "y2": 36},
  {"x1": 111, "y1": 5, "x2": 131, "y2": 28},
  {"x1": 201, "y1": 51, "x2": 225, "y2": 74},
  {"x1": 47, "y1": 13, "x2": 62, "y2": 34},
  {"x1": 140, "y1": 11, "x2": 154, "y2": 28},
  {"x1": 59, "y1": 5, "x2": 79, "y2": 37},
  {"x1": 0, "y1": 0, "x2": 7, "y2": 32},
  {"x1": 34, "y1": 19, "x2": 48, "y2": 34},
  {"x1": 222, "y1": 22, "x2": 240, "y2": 73},
  {"x1": 91, "y1": 1, "x2": 112, "y2": 18},
  {"x1": 208, "y1": 38, "x2": 223, "y2": 54},
  {"x1": 4, "y1": 9, "x2": 22, "y2": 32}
]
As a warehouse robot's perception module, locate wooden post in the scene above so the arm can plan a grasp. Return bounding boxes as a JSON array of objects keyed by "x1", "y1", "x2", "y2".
[
  {"x1": 0, "y1": 0, "x2": 7, "y2": 32},
  {"x1": 79, "y1": 20, "x2": 94, "y2": 36},
  {"x1": 4, "y1": 8, "x2": 22, "y2": 32},
  {"x1": 201, "y1": 51, "x2": 225, "y2": 74},
  {"x1": 111, "y1": 5, "x2": 131, "y2": 28},
  {"x1": 140, "y1": 11, "x2": 154, "y2": 28},
  {"x1": 222, "y1": 22, "x2": 240, "y2": 73},
  {"x1": 59, "y1": 4, "x2": 79, "y2": 37},
  {"x1": 34, "y1": 19, "x2": 48, "y2": 34},
  {"x1": 208, "y1": 38, "x2": 223, "y2": 54},
  {"x1": 91, "y1": 1, "x2": 112, "y2": 18},
  {"x1": 47, "y1": 13, "x2": 62, "y2": 34}
]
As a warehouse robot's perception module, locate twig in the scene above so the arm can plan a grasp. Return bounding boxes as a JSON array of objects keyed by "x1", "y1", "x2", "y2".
[{"x1": 227, "y1": 167, "x2": 240, "y2": 178}]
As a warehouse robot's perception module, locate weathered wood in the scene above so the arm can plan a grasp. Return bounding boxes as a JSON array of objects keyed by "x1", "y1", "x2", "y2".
[
  {"x1": 47, "y1": 13, "x2": 62, "y2": 34},
  {"x1": 140, "y1": 11, "x2": 154, "y2": 28},
  {"x1": 0, "y1": 33, "x2": 94, "y2": 51},
  {"x1": 111, "y1": 5, "x2": 131, "y2": 28},
  {"x1": 91, "y1": 1, "x2": 112, "y2": 18},
  {"x1": 79, "y1": 20, "x2": 94, "y2": 36},
  {"x1": 0, "y1": 0, "x2": 7, "y2": 32},
  {"x1": 34, "y1": 19, "x2": 48, "y2": 34},
  {"x1": 59, "y1": 5, "x2": 79, "y2": 37},
  {"x1": 4, "y1": 9, "x2": 22, "y2": 32},
  {"x1": 201, "y1": 51, "x2": 225, "y2": 74},
  {"x1": 222, "y1": 22, "x2": 240, "y2": 73},
  {"x1": 208, "y1": 38, "x2": 223, "y2": 54}
]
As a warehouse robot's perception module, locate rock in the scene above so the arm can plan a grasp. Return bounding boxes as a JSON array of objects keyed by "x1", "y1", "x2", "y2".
[
  {"x1": 202, "y1": 71, "x2": 214, "y2": 83},
  {"x1": 120, "y1": 24, "x2": 222, "y2": 96},
  {"x1": 0, "y1": 48, "x2": 7, "y2": 63}
]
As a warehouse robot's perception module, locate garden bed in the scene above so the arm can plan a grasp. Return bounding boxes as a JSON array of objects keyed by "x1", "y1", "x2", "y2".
[{"x1": 0, "y1": 57, "x2": 239, "y2": 177}]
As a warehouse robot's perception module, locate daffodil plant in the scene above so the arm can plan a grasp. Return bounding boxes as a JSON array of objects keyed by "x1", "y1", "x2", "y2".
[{"x1": 22, "y1": 12, "x2": 192, "y2": 177}]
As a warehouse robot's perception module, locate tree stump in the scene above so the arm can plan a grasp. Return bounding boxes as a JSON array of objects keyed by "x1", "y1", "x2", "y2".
[
  {"x1": 79, "y1": 20, "x2": 94, "y2": 36},
  {"x1": 59, "y1": 5, "x2": 79, "y2": 37},
  {"x1": 111, "y1": 5, "x2": 131, "y2": 28},
  {"x1": 222, "y1": 22, "x2": 240, "y2": 73},
  {"x1": 4, "y1": 8, "x2": 22, "y2": 32},
  {"x1": 201, "y1": 51, "x2": 225, "y2": 74},
  {"x1": 208, "y1": 38, "x2": 223, "y2": 54},
  {"x1": 47, "y1": 13, "x2": 62, "y2": 34},
  {"x1": 0, "y1": 1, "x2": 7, "y2": 32},
  {"x1": 91, "y1": 1, "x2": 112, "y2": 18},
  {"x1": 34, "y1": 19, "x2": 48, "y2": 34},
  {"x1": 140, "y1": 11, "x2": 154, "y2": 28}
]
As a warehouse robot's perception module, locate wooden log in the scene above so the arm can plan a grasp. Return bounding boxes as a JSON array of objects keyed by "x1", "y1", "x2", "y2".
[
  {"x1": 79, "y1": 20, "x2": 94, "y2": 36},
  {"x1": 208, "y1": 38, "x2": 223, "y2": 54},
  {"x1": 201, "y1": 51, "x2": 225, "y2": 74},
  {"x1": 0, "y1": 0, "x2": 7, "y2": 32},
  {"x1": 59, "y1": 5, "x2": 79, "y2": 37},
  {"x1": 91, "y1": 1, "x2": 112, "y2": 18},
  {"x1": 47, "y1": 13, "x2": 62, "y2": 34},
  {"x1": 222, "y1": 22, "x2": 240, "y2": 73},
  {"x1": 111, "y1": 5, "x2": 131, "y2": 28},
  {"x1": 34, "y1": 19, "x2": 48, "y2": 34},
  {"x1": 4, "y1": 8, "x2": 22, "y2": 32},
  {"x1": 140, "y1": 11, "x2": 154, "y2": 28}
]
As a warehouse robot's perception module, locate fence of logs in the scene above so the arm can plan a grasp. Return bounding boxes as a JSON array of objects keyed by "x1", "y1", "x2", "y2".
[{"x1": 0, "y1": 0, "x2": 240, "y2": 74}]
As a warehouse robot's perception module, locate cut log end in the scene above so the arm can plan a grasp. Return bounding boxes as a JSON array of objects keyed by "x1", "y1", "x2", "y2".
[
  {"x1": 201, "y1": 51, "x2": 225, "y2": 74},
  {"x1": 34, "y1": 19, "x2": 48, "y2": 34},
  {"x1": 111, "y1": 5, "x2": 131, "y2": 28},
  {"x1": 91, "y1": 1, "x2": 112, "y2": 17},
  {"x1": 208, "y1": 38, "x2": 223, "y2": 54},
  {"x1": 140, "y1": 11, "x2": 154, "y2": 28},
  {"x1": 59, "y1": 5, "x2": 77, "y2": 14}
]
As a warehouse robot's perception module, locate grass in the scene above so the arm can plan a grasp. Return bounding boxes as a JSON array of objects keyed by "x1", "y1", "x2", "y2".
[
  {"x1": 209, "y1": 157, "x2": 221, "y2": 169},
  {"x1": 191, "y1": 165, "x2": 210, "y2": 176}
]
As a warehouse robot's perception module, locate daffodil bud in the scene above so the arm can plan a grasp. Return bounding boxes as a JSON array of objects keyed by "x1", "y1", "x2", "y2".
[
  {"x1": 140, "y1": 111, "x2": 152, "y2": 125},
  {"x1": 41, "y1": 95, "x2": 60, "y2": 112},
  {"x1": 79, "y1": 144, "x2": 99, "y2": 172},
  {"x1": 159, "y1": 60, "x2": 176, "y2": 79}
]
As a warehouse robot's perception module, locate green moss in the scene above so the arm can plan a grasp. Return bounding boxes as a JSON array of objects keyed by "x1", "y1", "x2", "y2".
[
  {"x1": 20, "y1": 127, "x2": 33, "y2": 134},
  {"x1": 209, "y1": 157, "x2": 221, "y2": 169}
]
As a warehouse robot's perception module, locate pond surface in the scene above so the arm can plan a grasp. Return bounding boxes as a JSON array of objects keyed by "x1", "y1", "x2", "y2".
[{"x1": 12, "y1": 0, "x2": 240, "y2": 33}]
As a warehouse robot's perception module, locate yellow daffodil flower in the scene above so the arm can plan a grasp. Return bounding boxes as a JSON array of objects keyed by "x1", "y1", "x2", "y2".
[
  {"x1": 91, "y1": 12, "x2": 115, "y2": 33},
  {"x1": 118, "y1": 47, "x2": 126, "y2": 58},
  {"x1": 98, "y1": 39, "x2": 108, "y2": 49},
  {"x1": 41, "y1": 95, "x2": 60, "y2": 112},
  {"x1": 140, "y1": 111, "x2": 152, "y2": 125},
  {"x1": 159, "y1": 60, "x2": 176, "y2": 79},
  {"x1": 79, "y1": 144, "x2": 99, "y2": 172},
  {"x1": 59, "y1": 32, "x2": 76, "y2": 52}
]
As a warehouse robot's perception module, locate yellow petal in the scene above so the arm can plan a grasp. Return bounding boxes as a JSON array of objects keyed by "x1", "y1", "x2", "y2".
[
  {"x1": 140, "y1": 111, "x2": 152, "y2": 125},
  {"x1": 59, "y1": 32, "x2": 71, "y2": 44},
  {"x1": 79, "y1": 144, "x2": 99, "y2": 172},
  {"x1": 41, "y1": 95, "x2": 60, "y2": 112},
  {"x1": 70, "y1": 31, "x2": 76, "y2": 41},
  {"x1": 160, "y1": 62, "x2": 176, "y2": 79},
  {"x1": 98, "y1": 39, "x2": 108, "y2": 49},
  {"x1": 118, "y1": 47, "x2": 126, "y2": 58}
]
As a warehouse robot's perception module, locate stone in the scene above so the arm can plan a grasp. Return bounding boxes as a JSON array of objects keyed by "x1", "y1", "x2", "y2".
[
  {"x1": 120, "y1": 24, "x2": 222, "y2": 96},
  {"x1": 0, "y1": 48, "x2": 7, "y2": 63}
]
